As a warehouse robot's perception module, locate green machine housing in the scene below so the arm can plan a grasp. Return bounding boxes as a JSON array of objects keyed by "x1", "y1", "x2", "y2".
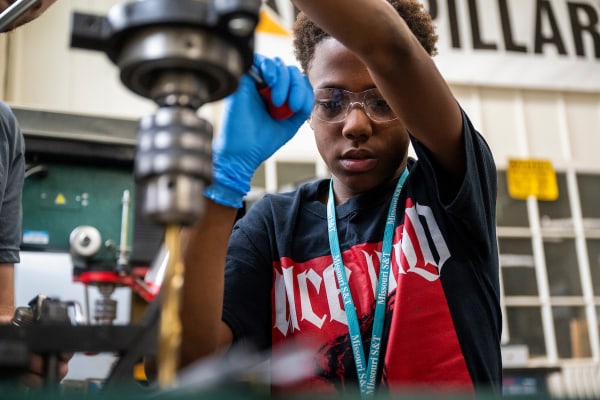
[{"x1": 16, "y1": 107, "x2": 164, "y2": 272}]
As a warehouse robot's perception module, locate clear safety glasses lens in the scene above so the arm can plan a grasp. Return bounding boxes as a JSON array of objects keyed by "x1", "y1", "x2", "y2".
[{"x1": 312, "y1": 88, "x2": 398, "y2": 123}]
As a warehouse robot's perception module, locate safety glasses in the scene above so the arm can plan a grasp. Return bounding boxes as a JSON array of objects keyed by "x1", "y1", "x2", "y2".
[{"x1": 312, "y1": 87, "x2": 398, "y2": 123}]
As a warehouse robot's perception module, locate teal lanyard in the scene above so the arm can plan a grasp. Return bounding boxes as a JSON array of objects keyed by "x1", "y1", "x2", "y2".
[{"x1": 326, "y1": 169, "x2": 408, "y2": 397}]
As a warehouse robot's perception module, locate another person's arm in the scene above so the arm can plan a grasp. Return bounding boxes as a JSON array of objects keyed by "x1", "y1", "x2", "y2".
[
  {"x1": 0, "y1": 102, "x2": 71, "y2": 386},
  {"x1": 291, "y1": 0, "x2": 465, "y2": 177},
  {"x1": 0, "y1": 263, "x2": 14, "y2": 323},
  {"x1": 0, "y1": 101, "x2": 24, "y2": 324}
]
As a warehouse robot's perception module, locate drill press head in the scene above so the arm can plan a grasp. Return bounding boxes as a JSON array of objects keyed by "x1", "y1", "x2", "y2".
[{"x1": 71, "y1": 0, "x2": 260, "y2": 226}]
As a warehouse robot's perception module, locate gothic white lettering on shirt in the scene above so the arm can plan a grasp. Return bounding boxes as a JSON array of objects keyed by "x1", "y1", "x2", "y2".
[{"x1": 273, "y1": 201, "x2": 451, "y2": 336}]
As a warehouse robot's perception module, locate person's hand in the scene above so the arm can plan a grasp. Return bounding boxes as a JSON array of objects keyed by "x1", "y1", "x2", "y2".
[
  {"x1": 0, "y1": 0, "x2": 57, "y2": 32},
  {"x1": 20, "y1": 352, "x2": 72, "y2": 388},
  {"x1": 205, "y1": 54, "x2": 314, "y2": 208}
]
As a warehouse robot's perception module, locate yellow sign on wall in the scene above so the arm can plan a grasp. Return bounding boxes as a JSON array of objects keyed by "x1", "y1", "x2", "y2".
[{"x1": 506, "y1": 158, "x2": 558, "y2": 201}]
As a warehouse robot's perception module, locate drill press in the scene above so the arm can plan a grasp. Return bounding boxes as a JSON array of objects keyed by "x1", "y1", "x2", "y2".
[{"x1": 70, "y1": 0, "x2": 260, "y2": 387}]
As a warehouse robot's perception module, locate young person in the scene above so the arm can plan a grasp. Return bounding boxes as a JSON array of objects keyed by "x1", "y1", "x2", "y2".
[{"x1": 180, "y1": 0, "x2": 501, "y2": 395}]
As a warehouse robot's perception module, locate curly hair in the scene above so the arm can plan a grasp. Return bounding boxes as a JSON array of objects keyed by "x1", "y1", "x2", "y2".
[{"x1": 292, "y1": 0, "x2": 438, "y2": 74}]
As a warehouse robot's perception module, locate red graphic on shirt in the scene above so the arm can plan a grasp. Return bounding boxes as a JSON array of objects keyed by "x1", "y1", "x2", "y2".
[{"x1": 270, "y1": 198, "x2": 472, "y2": 393}]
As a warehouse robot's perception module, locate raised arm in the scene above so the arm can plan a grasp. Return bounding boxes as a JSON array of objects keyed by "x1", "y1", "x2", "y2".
[
  {"x1": 292, "y1": 0, "x2": 465, "y2": 177},
  {"x1": 179, "y1": 55, "x2": 313, "y2": 366}
]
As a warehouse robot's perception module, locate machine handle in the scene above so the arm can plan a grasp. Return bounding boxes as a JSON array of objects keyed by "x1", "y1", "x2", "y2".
[
  {"x1": 0, "y1": 0, "x2": 40, "y2": 32},
  {"x1": 248, "y1": 65, "x2": 294, "y2": 120}
]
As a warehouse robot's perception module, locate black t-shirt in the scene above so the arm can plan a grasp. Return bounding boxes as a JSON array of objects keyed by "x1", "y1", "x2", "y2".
[{"x1": 222, "y1": 110, "x2": 501, "y2": 394}]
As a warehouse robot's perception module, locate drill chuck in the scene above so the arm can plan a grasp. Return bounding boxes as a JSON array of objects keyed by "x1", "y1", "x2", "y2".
[{"x1": 135, "y1": 106, "x2": 213, "y2": 225}]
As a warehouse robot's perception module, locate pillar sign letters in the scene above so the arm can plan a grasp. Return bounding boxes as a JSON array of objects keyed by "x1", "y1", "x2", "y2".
[
  {"x1": 263, "y1": 0, "x2": 600, "y2": 91},
  {"x1": 425, "y1": 0, "x2": 600, "y2": 91}
]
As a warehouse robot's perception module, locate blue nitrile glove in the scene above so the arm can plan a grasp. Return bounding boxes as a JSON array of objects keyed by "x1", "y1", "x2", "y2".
[{"x1": 205, "y1": 54, "x2": 314, "y2": 208}]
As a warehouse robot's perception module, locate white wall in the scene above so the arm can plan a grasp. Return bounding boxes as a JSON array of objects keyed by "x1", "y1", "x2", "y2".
[
  {"x1": 3, "y1": 2, "x2": 600, "y2": 172},
  {"x1": 451, "y1": 85, "x2": 600, "y2": 172}
]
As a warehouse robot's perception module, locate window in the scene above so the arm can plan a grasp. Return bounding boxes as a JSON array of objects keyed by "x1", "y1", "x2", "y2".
[
  {"x1": 578, "y1": 174, "x2": 600, "y2": 221},
  {"x1": 496, "y1": 172, "x2": 529, "y2": 227},
  {"x1": 498, "y1": 170, "x2": 600, "y2": 362},
  {"x1": 544, "y1": 238, "x2": 581, "y2": 297},
  {"x1": 538, "y1": 173, "x2": 571, "y2": 227},
  {"x1": 587, "y1": 239, "x2": 600, "y2": 296},
  {"x1": 499, "y1": 238, "x2": 537, "y2": 296},
  {"x1": 505, "y1": 306, "x2": 546, "y2": 357}
]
